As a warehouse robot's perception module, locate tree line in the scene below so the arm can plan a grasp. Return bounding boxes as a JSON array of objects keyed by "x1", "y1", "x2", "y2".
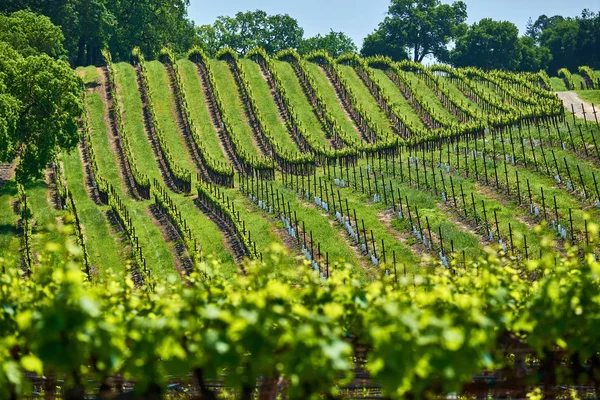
[
  {"x1": 360, "y1": 0, "x2": 599, "y2": 73},
  {"x1": 1, "y1": 0, "x2": 598, "y2": 73},
  {"x1": 0, "y1": 0, "x2": 197, "y2": 66}
]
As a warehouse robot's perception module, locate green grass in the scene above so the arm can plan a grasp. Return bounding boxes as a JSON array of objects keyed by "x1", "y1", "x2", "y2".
[
  {"x1": 210, "y1": 59, "x2": 261, "y2": 157},
  {"x1": 113, "y1": 62, "x2": 239, "y2": 275},
  {"x1": 435, "y1": 75, "x2": 481, "y2": 114},
  {"x1": 336, "y1": 64, "x2": 395, "y2": 136},
  {"x1": 304, "y1": 62, "x2": 364, "y2": 143},
  {"x1": 240, "y1": 59, "x2": 301, "y2": 154},
  {"x1": 550, "y1": 77, "x2": 568, "y2": 92},
  {"x1": 576, "y1": 90, "x2": 600, "y2": 104},
  {"x1": 370, "y1": 69, "x2": 426, "y2": 131},
  {"x1": 451, "y1": 135, "x2": 597, "y2": 244},
  {"x1": 76, "y1": 66, "x2": 100, "y2": 86},
  {"x1": 271, "y1": 60, "x2": 331, "y2": 148},
  {"x1": 403, "y1": 71, "x2": 458, "y2": 123},
  {"x1": 145, "y1": 61, "x2": 196, "y2": 174},
  {"x1": 0, "y1": 181, "x2": 20, "y2": 259},
  {"x1": 121, "y1": 61, "x2": 300, "y2": 273},
  {"x1": 86, "y1": 91, "x2": 178, "y2": 281},
  {"x1": 61, "y1": 147, "x2": 126, "y2": 280},
  {"x1": 572, "y1": 73, "x2": 586, "y2": 90},
  {"x1": 176, "y1": 59, "x2": 228, "y2": 164},
  {"x1": 23, "y1": 180, "x2": 70, "y2": 262},
  {"x1": 276, "y1": 183, "x2": 368, "y2": 276}
]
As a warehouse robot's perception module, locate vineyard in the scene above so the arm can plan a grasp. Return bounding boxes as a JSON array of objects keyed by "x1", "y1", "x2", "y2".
[{"x1": 2, "y1": 46, "x2": 600, "y2": 399}]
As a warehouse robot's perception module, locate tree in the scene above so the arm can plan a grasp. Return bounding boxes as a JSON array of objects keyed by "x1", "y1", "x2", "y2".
[
  {"x1": 299, "y1": 30, "x2": 357, "y2": 58},
  {"x1": 107, "y1": 0, "x2": 196, "y2": 62},
  {"x1": 0, "y1": 0, "x2": 197, "y2": 66},
  {"x1": 263, "y1": 14, "x2": 304, "y2": 54},
  {"x1": 451, "y1": 19, "x2": 521, "y2": 71},
  {"x1": 360, "y1": 28, "x2": 409, "y2": 61},
  {"x1": 537, "y1": 10, "x2": 600, "y2": 72},
  {"x1": 525, "y1": 14, "x2": 565, "y2": 42},
  {"x1": 197, "y1": 10, "x2": 303, "y2": 56},
  {"x1": 539, "y1": 18, "x2": 581, "y2": 72},
  {"x1": 0, "y1": 15, "x2": 83, "y2": 182},
  {"x1": 0, "y1": 11, "x2": 67, "y2": 59},
  {"x1": 196, "y1": 24, "x2": 220, "y2": 57},
  {"x1": 374, "y1": 0, "x2": 467, "y2": 63},
  {"x1": 518, "y1": 36, "x2": 551, "y2": 72}
]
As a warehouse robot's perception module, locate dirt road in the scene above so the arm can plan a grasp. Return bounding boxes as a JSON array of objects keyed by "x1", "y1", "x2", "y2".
[{"x1": 556, "y1": 91, "x2": 598, "y2": 120}]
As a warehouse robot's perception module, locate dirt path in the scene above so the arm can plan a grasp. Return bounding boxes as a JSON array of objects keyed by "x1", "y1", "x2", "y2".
[
  {"x1": 556, "y1": 92, "x2": 598, "y2": 120},
  {"x1": 96, "y1": 66, "x2": 141, "y2": 199},
  {"x1": 378, "y1": 210, "x2": 429, "y2": 269},
  {"x1": 194, "y1": 62, "x2": 244, "y2": 174},
  {"x1": 147, "y1": 204, "x2": 192, "y2": 277},
  {"x1": 319, "y1": 66, "x2": 363, "y2": 139}
]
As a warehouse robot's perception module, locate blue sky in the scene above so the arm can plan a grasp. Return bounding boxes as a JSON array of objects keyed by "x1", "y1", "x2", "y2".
[{"x1": 187, "y1": 0, "x2": 597, "y2": 47}]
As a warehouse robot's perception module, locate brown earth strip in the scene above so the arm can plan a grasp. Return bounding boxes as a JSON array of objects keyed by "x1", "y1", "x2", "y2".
[
  {"x1": 97, "y1": 67, "x2": 141, "y2": 199},
  {"x1": 147, "y1": 204, "x2": 193, "y2": 277}
]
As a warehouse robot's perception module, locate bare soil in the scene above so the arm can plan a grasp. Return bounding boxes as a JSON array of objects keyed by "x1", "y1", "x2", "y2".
[{"x1": 556, "y1": 91, "x2": 597, "y2": 119}]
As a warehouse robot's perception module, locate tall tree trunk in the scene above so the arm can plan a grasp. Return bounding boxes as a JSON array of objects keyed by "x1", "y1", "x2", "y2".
[
  {"x1": 86, "y1": 43, "x2": 93, "y2": 66},
  {"x1": 193, "y1": 368, "x2": 217, "y2": 400},
  {"x1": 77, "y1": 36, "x2": 86, "y2": 67}
]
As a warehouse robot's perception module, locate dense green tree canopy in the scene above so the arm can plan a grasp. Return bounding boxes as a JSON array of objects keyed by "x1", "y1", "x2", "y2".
[
  {"x1": 0, "y1": 0, "x2": 196, "y2": 65},
  {"x1": 196, "y1": 11, "x2": 356, "y2": 58},
  {"x1": 365, "y1": 0, "x2": 467, "y2": 63},
  {"x1": 196, "y1": 10, "x2": 304, "y2": 56},
  {"x1": 451, "y1": 19, "x2": 521, "y2": 71},
  {"x1": 0, "y1": 13, "x2": 83, "y2": 182},
  {"x1": 360, "y1": 29, "x2": 408, "y2": 61},
  {"x1": 536, "y1": 10, "x2": 600, "y2": 72},
  {"x1": 299, "y1": 31, "x2": 357, "y2": 58},
  {"x1": 0, "y1": 10, "x2": 67, "y2": 59},
  {"x1": 518, "y1": 36, "x2": 552, "y2": 72}
]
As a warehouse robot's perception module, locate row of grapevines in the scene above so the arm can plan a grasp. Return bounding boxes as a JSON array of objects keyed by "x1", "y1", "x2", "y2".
[
  {"x1": 338, "y1": 53, "x2": 428, "y2": 137},
  {"x1": 247, "y1": 47, "x2": 360, "y2": 163},
  {"x1": 337, "y1": 55, "x2": 492, "y2": 144},
  {"x1": 132, "y1": 47, "x2": 192, "y2": 193},
  {"x1": 463, "y1": 67, "x2": 560, "y2": 115},
  {"x1": 54, "y1": 161, "x2": 92, "y2": 279},
  {"x1": 16, "y1": 183, "x2": 33, "y2": 274},
  {"x1": 79, "y1": 87, "x2": 151, "y2": 284},
  {"x1": 158, "y1": 48, "x2": 235, "y2": 186},
  {"x1": 102, "y1": 49, "x2": 151, "y2": 199},
  {"x1": 305, "y1": 50, "x2": 388, "y2": 143},
  {"x1": 3, "y1": 234, "x2": 600, "y2": 398},
  {"x1": 187, "y1": 47, "x2": 275, "y2": 178},
  {"x1": 217, "y1": 47, "x2": 316, "y2": 175},
  {"x1": 106, "y1": 183, "x2": 150, "y2": 284},
  {"x1": 394, "y1": 58, "x2": 479, "y2": 123},
  {"x1": 430, "y1": 64, "x2": 515, "y2": 114},
  {"x1": 365, "y1": 55, "x2": 460, "y2": 129},
  {"x1": 492, "y1": 70, "x2": 556, "y2": 102},
  {"x1": 558, "y1": 67, "x2": 575, "y2": 90},
  {"x1": 196, "y1": 181, "x2": 260, "y2": 259},
  {"x1": 152, "y1": 178, "x2": 202, "y2": 266},
  {"x1": 578, "y1": 66, "x2": 598, "y2": 89},
  {"x1": 275, "y1": 49, "x2": 365, "y2": 149}
]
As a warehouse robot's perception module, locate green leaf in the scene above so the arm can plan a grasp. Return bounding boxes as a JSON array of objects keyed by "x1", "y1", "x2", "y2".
[{"x1": 21, "y1": 355, "x2": 43, "y2": 375}]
